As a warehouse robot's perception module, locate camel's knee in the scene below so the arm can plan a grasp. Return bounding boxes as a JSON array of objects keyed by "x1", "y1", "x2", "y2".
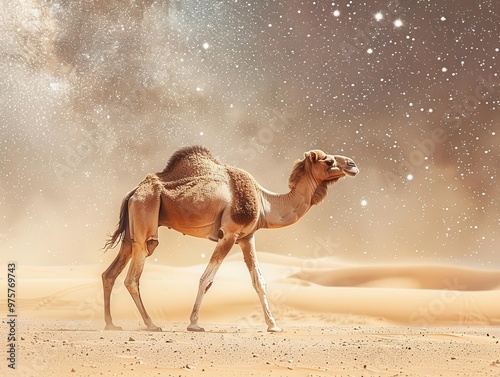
[
  {"x1": 102, "y1": 271, "x2": 110, "y2": 285},
  {"x1": 124, "y1": 277, "x2": 139, "y2": 294},
  {"x1": 199, "y1": 276, "x2": 213, "y2": 292},
  {"x1": 102, "y1": 270, "x2": 117, "y2": 288}
]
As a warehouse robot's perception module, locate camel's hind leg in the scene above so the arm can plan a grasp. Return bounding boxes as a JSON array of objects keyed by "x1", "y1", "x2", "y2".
[
  {"x1": 124, "y1": 242, "x2": 161, "y2": 331},
  {"x1": 125, "y1": 191, "x2": 162, "y2": 331},
  {"x1": 102, "y1": 238, "x2": 160, "y2": 331},
  {"x1": 102, "y1": 240, "x2": 132, "y2": 330}
]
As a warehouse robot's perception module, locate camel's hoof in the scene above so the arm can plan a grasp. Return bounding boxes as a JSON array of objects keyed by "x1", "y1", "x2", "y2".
[
  {"x1": 146, "y1": 326, "x2": 162, "y2": 332},
  {"x1": 187, "y1": 324, "x2": 205, "y2": 332},
  {"x1": 104, "y1": 324, "x2": 122, "y2": 331},
  {"x1": 267, "y1": 325, "x2": 283, "y2": 333}
]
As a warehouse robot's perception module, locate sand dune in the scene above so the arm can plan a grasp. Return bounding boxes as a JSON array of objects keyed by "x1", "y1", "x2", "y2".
[
  {"x1": 292, "y1": 264, "x2": 500, "y2": 290},
  {"x1": 3, "y1": 253, "x2": 500, "y2": 376},
  {"x1": 8, "y1": 253, "x2": 500, "y2": 327}
]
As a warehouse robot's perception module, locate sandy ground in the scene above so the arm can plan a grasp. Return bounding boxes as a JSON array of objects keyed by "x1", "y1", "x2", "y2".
[
  {"x1": 6, "y1": 320, "x2": 500, "y2": 377},
  {"x1": 2, "y1": 253, "x2": 500, "y2": 376}
]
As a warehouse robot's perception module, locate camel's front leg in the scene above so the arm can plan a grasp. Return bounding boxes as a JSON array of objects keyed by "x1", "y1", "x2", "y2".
[
  {"x1": 239, "y1": 235, "x2": 282, "y2": 332},
  {"x1": 187, "y1": 232, "x2": 236, "y2": 332}
]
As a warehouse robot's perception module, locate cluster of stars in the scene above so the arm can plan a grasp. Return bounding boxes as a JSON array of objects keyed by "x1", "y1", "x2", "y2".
[{"x1": 1, "y1": 0, "x2": 498, "y2": 266}]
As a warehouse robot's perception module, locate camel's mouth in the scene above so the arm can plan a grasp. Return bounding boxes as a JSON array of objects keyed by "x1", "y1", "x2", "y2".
[
  {"x1": 343, "y1": 167, "x2": 359, "y2": 177},
  {"x1": 326, "y1": 158, "x2": 358, "y2": 178},
  {"x1": 328, "y1": 165, "x2": 358, "y2": 177},
  {"x1": 342, "y1": 160, "x2": 359, "y2": 177}
]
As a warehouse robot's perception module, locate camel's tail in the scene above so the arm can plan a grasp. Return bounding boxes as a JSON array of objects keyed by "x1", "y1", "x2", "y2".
[{"x1": 103, "y1": 188, "x2": 137, "y2": 251}]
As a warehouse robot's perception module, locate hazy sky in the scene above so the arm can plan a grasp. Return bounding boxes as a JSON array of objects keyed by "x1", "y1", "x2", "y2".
[{"x1": 1, "y1": 0, "x2": 499, "y2": 267}]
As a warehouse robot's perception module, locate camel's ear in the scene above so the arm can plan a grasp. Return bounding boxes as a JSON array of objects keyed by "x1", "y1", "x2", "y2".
[{"x1": 304, "y1": 150, "x2": 321, "y2": 163}]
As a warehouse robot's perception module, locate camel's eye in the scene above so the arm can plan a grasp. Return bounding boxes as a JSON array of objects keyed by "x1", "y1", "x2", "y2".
[{"x1": 324, "y1": 159, "x2": 334, "y2": 167}]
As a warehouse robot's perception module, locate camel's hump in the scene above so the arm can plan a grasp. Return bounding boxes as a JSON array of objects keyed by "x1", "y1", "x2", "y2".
[{"x1": 161, "y1": 145, "x2": 221, "y2": 173}]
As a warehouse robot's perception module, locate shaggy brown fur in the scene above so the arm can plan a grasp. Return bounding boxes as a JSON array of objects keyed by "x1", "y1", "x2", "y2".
[
  {"x1": 161, "y1": 145, "x2": 219, "y2": 174},
  {"x1": 288, "y1": 158, "x2": 307, "y2": 189},
  {"x1": 227, "y1": 167, "x2": 259, "y2": 225}
]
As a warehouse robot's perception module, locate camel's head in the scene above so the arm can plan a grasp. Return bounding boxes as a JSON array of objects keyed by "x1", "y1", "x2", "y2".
[
  {"x1": 288, "y1": 149, "x2": 359, "y2": 204},
  {"x1": 304, "y1": 149, "x2": 359, "y2": 182}
]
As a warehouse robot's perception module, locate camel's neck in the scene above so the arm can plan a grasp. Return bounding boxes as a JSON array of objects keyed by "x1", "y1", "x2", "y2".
[{"x1": 258, "y1": 173, "x2": 318, "y2": 229}]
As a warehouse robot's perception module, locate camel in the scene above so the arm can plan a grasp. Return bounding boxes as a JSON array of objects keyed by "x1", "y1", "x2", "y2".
[{"x1": 102, "y1": 145, "x2": 358, "y2": 332}]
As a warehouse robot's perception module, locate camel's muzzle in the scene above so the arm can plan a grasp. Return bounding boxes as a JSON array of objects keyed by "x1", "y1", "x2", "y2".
[{"x1": 343, "y1": 161, "x2": 359, "y2": 176}]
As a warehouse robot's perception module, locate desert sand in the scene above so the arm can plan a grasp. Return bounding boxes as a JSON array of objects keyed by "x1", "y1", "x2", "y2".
[{"x1": 2, "y1": 252, "x2": 500, "y2": 376}]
